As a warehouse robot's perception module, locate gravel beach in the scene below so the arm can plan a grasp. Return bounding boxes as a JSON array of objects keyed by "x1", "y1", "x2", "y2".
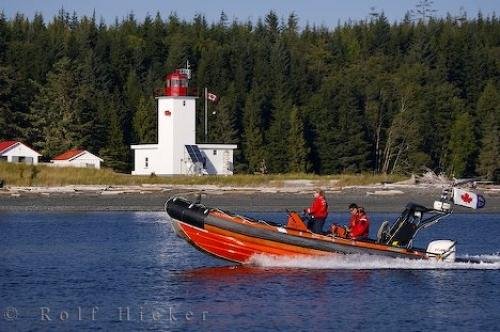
[{"x1": 0, "y1": 184, "x2": 498, "y2": 213}]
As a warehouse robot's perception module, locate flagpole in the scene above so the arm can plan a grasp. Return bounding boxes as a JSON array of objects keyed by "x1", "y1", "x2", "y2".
[{"x1": 204, "y1": 87, "x2": 208, "y2": 142}]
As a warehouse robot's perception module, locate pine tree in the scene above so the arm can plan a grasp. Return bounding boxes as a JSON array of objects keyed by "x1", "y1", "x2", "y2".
[
  {"x1": 265, "y1": 37, "x2": 293, "y2": 173},
  {"x1": 264, "y1": 11, "x2": 279, "y2": 42},
  {"x1": 370, "y1": 13, "x2": 391, "y2": 54},
  {"x1": 307, "y1": 80, "x2": 338, "y2": 174},
  {"x1": 447, "y1": 112, "x2": 475, "y2": 177},
  {"x1": 30, "y1": 13, "x2": 53, "y2": 82},
  {"x1": 0, "y1": 12, "x2": 8, "y2": 62},
  {"x1": 99, "y1": 93, "x2": 130, "y2": 171},
  {"x1": 123, "y1": 70, "x2": 142, "y2": 143},
  {"x1": 422, "y1": 82, "x2": 462, "y2": 171},
  {"x1": 164, "y1": 14, "x2": 190, "y2": 72},
  {"x1": 476, "y1": 82, "x2": 500, "y2": 180},
  {"x1": 332, "y1": 81, "x2": 370, "y2": 173},
  {"x1": 0, "y1": 63, "x2": 34, "y2": 141},
  {"x1": 210, "y1": 98, "x2": 237, "y2": 144},
  {"x1": 266, "y1": 105, "x2": 291, "y2": 173},
  {"x1": 242, "y1": 92, "x2": 265, "y2": 173},
  {"x1": 287, "y1": 106, "x2": 309, "y2": 173},
  {"x1": 29, "y1": 58, "x2": 83, "y2": 157},
  {"x1": 74, "y1": 53, "x2": 102, "y2": 151},
  {"x1": 477, "y1": 111, "x2": 499, "y2": 181},
  {"x1": 133, "y1": 95, "x2": 157, "y2": 143},
  {"x1": 0, "y1": 66, "x2": 15, "y2": 139}
]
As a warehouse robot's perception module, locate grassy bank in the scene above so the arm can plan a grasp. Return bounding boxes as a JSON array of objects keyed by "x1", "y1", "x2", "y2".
[{"x1": 0, "y1": 163, "x2": 408, "y2": 187}]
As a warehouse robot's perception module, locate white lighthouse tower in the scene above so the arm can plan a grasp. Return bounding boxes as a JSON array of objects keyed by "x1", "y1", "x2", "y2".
[{"x1": 131, "y1": 67, "x2": 237, "y2": 175}]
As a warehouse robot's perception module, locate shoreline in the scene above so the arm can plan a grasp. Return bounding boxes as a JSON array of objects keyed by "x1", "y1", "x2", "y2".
[{"x1": 0, "y1": 184, "x2": 499, "y2": 213}]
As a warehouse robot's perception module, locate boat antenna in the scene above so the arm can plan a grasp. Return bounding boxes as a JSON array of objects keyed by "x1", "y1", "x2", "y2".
[{"x1": 194, "y1": 192, "x2": 202, "y2": 204}]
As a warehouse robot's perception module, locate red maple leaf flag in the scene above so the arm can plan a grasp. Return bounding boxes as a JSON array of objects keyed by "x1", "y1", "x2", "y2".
[
  {"x1": 461, "y1": 193, "x2": 473, "y2": 204},
  {"x1": 453, "y1": 188, "x2": 478, "y2": 209},
  {"x1": 207, "y1": 92, "x2": 218, "y2": 103}
]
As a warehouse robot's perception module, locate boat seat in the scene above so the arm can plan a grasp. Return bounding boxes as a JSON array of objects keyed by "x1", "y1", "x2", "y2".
[{"x1": 286, "y1": 212, "x2": 309, "y2": 232}]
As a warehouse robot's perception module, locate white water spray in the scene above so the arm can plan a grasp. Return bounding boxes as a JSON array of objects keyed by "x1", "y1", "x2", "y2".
[{"x1": 249, "y1": 253, "x2": 500, "y2": 270}]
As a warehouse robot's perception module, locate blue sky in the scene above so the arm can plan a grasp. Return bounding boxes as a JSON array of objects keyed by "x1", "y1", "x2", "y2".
[{"x1": 1, "y1": 0, "x2": 498, "y2": 27}]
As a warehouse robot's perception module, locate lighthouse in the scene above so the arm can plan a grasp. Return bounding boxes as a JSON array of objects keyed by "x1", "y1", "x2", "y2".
[{"x1": 131, "y1": 67, "x2": 237, "y2": 176}]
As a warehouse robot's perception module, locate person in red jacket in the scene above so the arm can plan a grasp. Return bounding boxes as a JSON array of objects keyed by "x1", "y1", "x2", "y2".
[
  {"x1": 347, "y1": 203, "x2": 370, "y2": 239},
  {"x1": 304, "y1": 188, "x2": 328, "y2": 234}
]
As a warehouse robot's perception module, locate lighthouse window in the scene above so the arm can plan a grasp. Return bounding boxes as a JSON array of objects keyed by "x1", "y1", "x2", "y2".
[
  {"x1": 145, "y1": 157, "x2": 149, "y2": 168},
  {"x1": 183, "y1": 101, "x2": 186, "y2": 106},
  {"x1": 213, "y1": 150, "x2": 217, "y2": 155}
]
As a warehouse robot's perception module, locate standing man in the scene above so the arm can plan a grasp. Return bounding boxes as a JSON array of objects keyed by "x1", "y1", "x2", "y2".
[{"x1": 304, "y1": 188, "x2": 329, "y2": 234}]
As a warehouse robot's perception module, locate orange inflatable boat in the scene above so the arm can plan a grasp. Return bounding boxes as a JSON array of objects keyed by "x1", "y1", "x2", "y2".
[{"x1": 165, "y1": 193, "x2": 474, "y2": 264}]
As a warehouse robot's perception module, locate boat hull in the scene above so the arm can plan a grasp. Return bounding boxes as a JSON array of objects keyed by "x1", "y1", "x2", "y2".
[
  {"x1": 167, "y1": 197, "x2": 432, "y2": 264},
  {"x1": 172, "y1": 219, "x2": 333, "y2": 263}
]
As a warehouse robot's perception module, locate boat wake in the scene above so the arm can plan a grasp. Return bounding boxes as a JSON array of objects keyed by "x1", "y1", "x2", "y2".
[{"x1": 249, "y1": 253, "x2": 500, "y2": 270}]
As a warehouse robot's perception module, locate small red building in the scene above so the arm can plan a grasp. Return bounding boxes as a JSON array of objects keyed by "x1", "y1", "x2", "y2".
[
  {"x1": 0, "y1": 140, "x2": 41, "y2": 164},
  {"x1": 51, "y1": 149, "x2": 103, "y2": 169}
]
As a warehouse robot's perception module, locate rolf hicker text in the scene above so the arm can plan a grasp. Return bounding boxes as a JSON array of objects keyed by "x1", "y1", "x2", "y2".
[{"x1": 31, "y1": 306, "x2": 208, "y2": 322}]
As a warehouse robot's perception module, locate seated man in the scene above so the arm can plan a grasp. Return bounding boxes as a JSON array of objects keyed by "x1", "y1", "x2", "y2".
[
  {"x1": 347, "y1": 203, "x2": 370, "y2": 239},
  {"x1": 331, "y1": 203, "x2": 370, "y2": 239}
]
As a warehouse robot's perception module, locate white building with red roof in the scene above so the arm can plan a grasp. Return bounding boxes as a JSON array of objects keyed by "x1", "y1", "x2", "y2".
[
  {"x1": 51, "y1": 149, "x2": 103, "y2": 169},
  {"x1": 0, "y1": 140, "x2": 42, "y2": 165}
]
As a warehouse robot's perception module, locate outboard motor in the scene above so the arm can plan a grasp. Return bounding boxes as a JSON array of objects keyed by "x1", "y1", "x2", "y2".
[{"x1": 426, "y1": 240, "x2": 456, "y2": 262}]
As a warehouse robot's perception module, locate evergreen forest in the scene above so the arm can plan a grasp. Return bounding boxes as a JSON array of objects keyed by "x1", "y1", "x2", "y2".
[{"x1": 0, "y1": 8, "x2": 498, "y2": 180}]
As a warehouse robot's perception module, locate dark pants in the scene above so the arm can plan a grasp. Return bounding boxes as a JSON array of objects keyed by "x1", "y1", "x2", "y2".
[{"x1": 306, "y1": 217, "x2": 325, "y2": 234}]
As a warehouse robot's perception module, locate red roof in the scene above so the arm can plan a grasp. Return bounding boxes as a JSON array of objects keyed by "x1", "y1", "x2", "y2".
[
  {"x1": 52, "y1": 149, "x2": 85, "y2": 161},
  {"x1": 0, "y1": 140, "x2": 19, "y2": 154}
]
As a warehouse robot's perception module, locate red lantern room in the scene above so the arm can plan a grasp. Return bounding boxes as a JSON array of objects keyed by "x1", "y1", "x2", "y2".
[{"x1": 164, "y1": 69, "x2": 190, "y2": 96}]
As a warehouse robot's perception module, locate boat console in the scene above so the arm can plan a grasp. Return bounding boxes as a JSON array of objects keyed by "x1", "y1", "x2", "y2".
[{"x1": 378, "y1": 203, "x2": 452, "y2": 248}]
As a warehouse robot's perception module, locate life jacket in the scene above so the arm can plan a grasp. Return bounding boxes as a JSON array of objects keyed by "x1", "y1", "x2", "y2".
[
  {"x1": 307, "y1": 196, "x2": 328, "y2": 219},
  {"x1": 349, "y1": 212, "x2": 370, "y2": 239},
  {"x1": 331, "y1": 224, "x2": 348, "y2": 238}
]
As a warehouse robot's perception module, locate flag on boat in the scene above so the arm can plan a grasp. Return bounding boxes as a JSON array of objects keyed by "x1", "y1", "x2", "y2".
[
  {"x1": 207, "y1": 92, "x2": 218, "y2": 103},
  {"x1": 452, "y1": 188, "x2": 486, "y2": 209}
]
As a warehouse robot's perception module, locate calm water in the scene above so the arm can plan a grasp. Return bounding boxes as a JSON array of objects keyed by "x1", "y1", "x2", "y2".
[{"x1": 1, "y1": 211, "x2": 499, "y2": 331}]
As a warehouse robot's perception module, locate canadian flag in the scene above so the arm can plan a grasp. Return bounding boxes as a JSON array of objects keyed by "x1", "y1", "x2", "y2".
[
  {"x1": 207, "y1": 92, "x2": 218, "y2": 103},
  {"x1": 452, "y1": 188, "x2": 486, "y2": 209}
]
